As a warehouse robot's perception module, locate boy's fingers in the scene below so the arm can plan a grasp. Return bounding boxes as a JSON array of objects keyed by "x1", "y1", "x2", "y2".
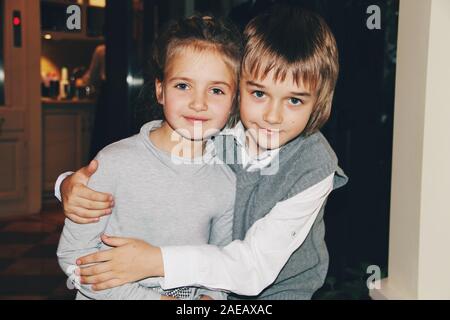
[
  {"x1": 77, "y1": 186, "x2": 113, "y2": 203},
  {"x1": 66, "y1": 214, "x2": 100, "y2": 224},
  {"x1": 75, "y1": 196, "x2": 113, "y2": 211},
  {"x1": 87, "y1": 160, "x2": 98, "y2": 174},
  {"x1": 79, "y1": 261, "x2": 112, "y2": 276},
  {"x1": 79, "y1": 160, "x2": 98, "y2": 179},
  {"x1": 92, "y1": 279, "x2": 123, "y2": 291},
  {"x1": 101, "y1": 235, "x2": 131, "y2": 247},
  {"x1": 71, "y1": 207, "x2": 111, "y2": 219},
  {"x1": 77, "y1": 249, "x2": 113, "y2": 266},
  {"x1": 81, "y1": 271, "x2": 115, "y2": 285}
]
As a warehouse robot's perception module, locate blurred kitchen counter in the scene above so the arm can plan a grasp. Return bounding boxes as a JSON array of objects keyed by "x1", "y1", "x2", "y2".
[{"x1": 41, "y1": 97, "x2": 97, "y2": 107}]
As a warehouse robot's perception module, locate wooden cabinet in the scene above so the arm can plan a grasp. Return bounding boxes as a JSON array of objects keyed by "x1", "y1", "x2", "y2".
[
  {"x1": 0, "y1": 111, "x2": 26, "y2": 206},
  {"x1": 0, "y1": 0, "x2": 41, "y2": 219},
  {"x1": 42, "y1": 99, "x2": 95, "y2": 200},
  {"x1": 0, "y1": 130, "x2": 25, "y2": 201}
]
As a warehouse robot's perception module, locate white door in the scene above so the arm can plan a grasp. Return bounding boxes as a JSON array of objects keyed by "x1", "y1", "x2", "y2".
[{"x1": 0, "y1": 0, "x2": 41, "y2": 219}]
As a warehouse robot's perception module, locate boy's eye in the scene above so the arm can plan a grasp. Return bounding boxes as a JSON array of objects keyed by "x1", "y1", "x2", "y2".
[
  {"x1": 211, "y1": 88, "x2": 225, "y2": 95},
  {"x1": 175, "y1": 83, "x2": 189, "y2": 90},
  {"x1": 289, "y1": 97, "x2": 303, "y2": 106},
  {"x1": 252, "y1": 91, "x2": 265, "y2": 99}
]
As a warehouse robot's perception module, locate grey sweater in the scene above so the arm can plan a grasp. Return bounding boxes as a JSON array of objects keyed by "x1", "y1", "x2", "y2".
[
  {"x1": 57, "y1": 120, "x2": 236, "y2": 300},
  {"x1": 214, "y1": 131, "x2": 348, "y2": 300}
]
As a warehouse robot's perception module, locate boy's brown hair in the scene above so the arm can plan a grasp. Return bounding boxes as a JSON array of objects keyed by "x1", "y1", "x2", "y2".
[{"x1": 241, "y1": 6, "x2": 339, "y2": 135}]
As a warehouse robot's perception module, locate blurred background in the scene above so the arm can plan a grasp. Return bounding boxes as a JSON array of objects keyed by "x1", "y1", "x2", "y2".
[{"x1": 0, "y1": 0, "x2": 449, "y2": 300}]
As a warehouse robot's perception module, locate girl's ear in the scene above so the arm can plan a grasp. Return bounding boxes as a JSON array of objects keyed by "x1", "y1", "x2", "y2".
[{"x1": 155, "y1": 79, "x2": 164, "y2": 105}]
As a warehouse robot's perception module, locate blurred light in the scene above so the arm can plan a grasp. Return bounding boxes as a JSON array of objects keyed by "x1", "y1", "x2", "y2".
[
  {"x1": 89, "y1": 0, "x2": 105, "y2": 7},
  {"x1": 13, "y1": 17, "x2": 21, "y2": 26},
  {"x1": 127, "y1": 75, "x2": 144, "y2": 87},
  {"x1": 44, "y1": 34, "x2": 52, "y2": 40}
]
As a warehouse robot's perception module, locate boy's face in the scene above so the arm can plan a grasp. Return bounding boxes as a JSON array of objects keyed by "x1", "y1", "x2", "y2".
[
  {"x1": 156, "y1": 47, "x2": 235, "y2": 140},
  {"x1": 239, "y1": 69, "x2": 317, "y2": 150}
]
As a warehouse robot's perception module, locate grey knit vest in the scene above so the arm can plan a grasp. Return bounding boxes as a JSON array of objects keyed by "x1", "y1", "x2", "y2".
[{"x1": 213, "y1": 131, "x2": 348, "y2": 300}]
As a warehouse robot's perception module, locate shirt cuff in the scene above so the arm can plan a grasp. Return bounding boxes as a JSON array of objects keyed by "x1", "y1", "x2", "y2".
[
  {"x1": 54, "y1": 171, "x2": 74, "y2": 202},
  {"x1": 159, "y1": 245, "x2": 206, "y2": 290}
]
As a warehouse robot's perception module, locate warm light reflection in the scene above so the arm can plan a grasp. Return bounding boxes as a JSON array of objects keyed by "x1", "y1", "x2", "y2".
[{"x1": 89, "y1": 0, "x2": 106, "y2": 7}]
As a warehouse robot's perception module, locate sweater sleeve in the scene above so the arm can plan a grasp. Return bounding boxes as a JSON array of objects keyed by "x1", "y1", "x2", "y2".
[
  {"x1": 56, "y1": 151, "x2": 162, "y2": 300},
  {"x1": 193, "y1": 191, "x2": 235, "y2": 300}
]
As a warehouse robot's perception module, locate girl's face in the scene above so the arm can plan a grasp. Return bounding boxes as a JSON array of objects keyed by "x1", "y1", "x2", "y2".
[{"x1": 156, "y1": 47, "x2": 236, "y2": 141}]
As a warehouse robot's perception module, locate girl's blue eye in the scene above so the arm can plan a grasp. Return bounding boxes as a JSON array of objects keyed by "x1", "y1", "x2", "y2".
[
  {"x1": 289, "y1": 97, "x2": 303, "y2": 106},
  {"x1": 211, "y1": 88, "x2": 225, "y2": 95},
  {"x1": 175, "y1": 83, "x2": 189, "y2": 90},
  {"x1": 252, "y1": 91, "x2": 265, "y2": 99}
]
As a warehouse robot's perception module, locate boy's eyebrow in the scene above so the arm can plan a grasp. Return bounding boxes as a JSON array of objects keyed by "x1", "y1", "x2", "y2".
[
  {"x1": 246, "y1": 81, "x2": 265, "y2": 89},
  {"x1": 289, "y1": 91, "x2": 311, "y2": 97},
  {"x1": 246, "y1": 80, "x2": 311, "y2": 97},
  {"x1": 169, "y1": 77, "x2": 232, "y2": 88}
]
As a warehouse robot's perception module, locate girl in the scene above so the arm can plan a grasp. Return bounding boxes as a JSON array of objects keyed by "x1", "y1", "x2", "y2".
[{"x1": 56, "y1": 15, "x2": 243, "y2": 300}]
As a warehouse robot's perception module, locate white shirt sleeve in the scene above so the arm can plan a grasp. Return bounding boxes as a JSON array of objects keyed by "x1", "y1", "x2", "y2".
[
  {"x1": 160, "y1": 173, "x2": 335, "y2": 296},
  {"x1": 54, "y1": 171, "x2": 74, "y2": 202}
]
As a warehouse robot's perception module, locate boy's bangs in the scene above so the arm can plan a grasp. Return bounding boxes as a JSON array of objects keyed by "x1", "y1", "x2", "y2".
[{"x1": 242, "y1": 49, "x2": 321, "y2": 91}]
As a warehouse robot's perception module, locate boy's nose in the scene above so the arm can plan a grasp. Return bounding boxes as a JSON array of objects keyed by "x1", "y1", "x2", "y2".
[{"x1": 263, "y1": 103, "x2": 283, "y2": 124}]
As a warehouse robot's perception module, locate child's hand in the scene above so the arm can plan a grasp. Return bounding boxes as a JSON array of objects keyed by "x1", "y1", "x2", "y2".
[
  {"x1": 77, "y1": 235, "x2": 164, "y2": 291},
  {"x1": 61, "y1": 160, "x2": 114, "y2": 224}
]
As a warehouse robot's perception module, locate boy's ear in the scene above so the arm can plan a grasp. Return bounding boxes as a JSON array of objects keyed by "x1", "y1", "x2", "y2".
[{"x1": 155, "y1": 79, "x2": 164, "y2": 105}]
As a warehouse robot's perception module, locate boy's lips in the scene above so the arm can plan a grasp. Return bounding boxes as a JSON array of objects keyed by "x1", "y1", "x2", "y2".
[{"x1": 258, "y1": 127, "x2": 281, "y2": 136}]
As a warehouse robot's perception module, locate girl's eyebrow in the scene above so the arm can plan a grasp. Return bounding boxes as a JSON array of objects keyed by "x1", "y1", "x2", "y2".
[
  {"x1": 169, "y1": 77, "x2": 232, "y2": 88},
  {"x1": 168, "y1": 76, "x2": 192, "y2": 82},
  {"x1": 210, "y1": 81, "x2": 232, "y2": 89}
]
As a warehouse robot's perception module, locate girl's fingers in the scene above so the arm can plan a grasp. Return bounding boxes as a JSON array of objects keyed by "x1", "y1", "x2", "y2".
[
  {"x1": 66, "y1": 213, "x2": 100, "y2": 224},
  {"x1": 92, "y1": 279, "x2": 124, "y2": 291},
  {"x1": 81, "y1": 271, "x2": 116, "y2": 285},
  {"x1": 77, "y1": 249, "x2": 113, "y2": 266},
  {"x1": 79, "y1": 261, "x2": 113, "y2": 276}
]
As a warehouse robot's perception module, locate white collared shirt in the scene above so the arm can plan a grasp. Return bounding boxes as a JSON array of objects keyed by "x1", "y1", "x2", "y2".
[
  {"x1": 220, "y1": 121, "x2": 280, "y2": 172},
  {"x1": 160, "y1": 122, "x2": 334, "y2": 295}
]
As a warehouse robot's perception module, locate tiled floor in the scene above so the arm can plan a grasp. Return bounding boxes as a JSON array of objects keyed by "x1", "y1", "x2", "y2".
[{"x1": 0, "y1": 202, "x2": 76, "y2": 300}]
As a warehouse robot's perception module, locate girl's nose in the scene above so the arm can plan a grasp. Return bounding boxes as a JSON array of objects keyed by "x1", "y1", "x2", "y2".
[{"x1": 189, "y1": 92, "x2": 208, "y2": 112}]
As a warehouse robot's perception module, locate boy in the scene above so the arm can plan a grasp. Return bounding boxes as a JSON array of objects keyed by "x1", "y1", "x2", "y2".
[{"x1": 56, "y1": 7, "x2": 348, "y2": 299}]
